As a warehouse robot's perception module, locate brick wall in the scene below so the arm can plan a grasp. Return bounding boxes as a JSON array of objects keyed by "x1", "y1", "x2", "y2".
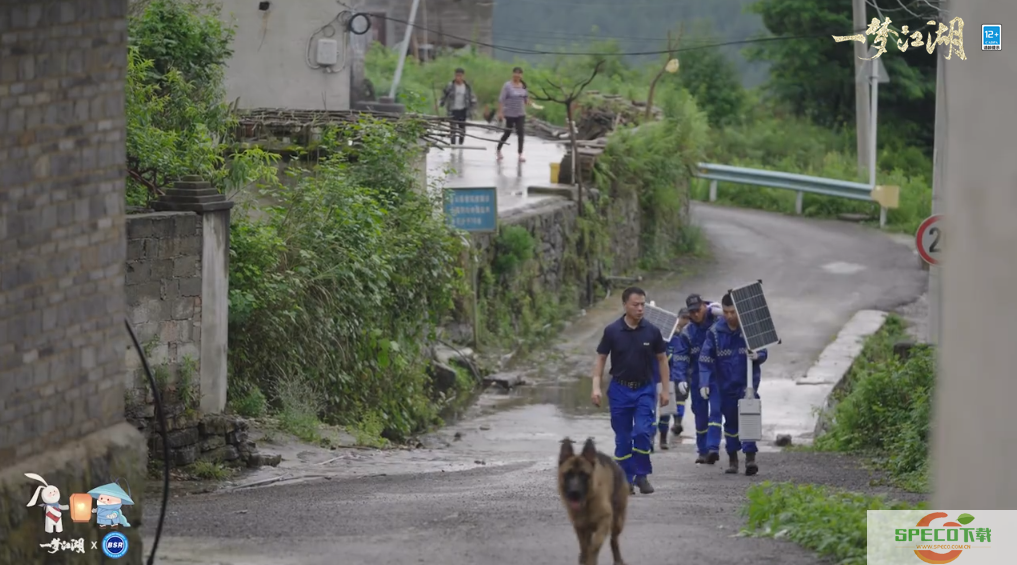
[
  {"x1": 124, "y1": 212, "x2": 204, "y2": 432},
  {"x1": 0, "y1": 0, "x2": 130, "y2": 462}
]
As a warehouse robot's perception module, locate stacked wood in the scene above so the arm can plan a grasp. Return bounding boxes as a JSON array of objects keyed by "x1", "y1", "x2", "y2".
[{"x1": 233, "y1": 107, "x2": 512, "y2": 150}]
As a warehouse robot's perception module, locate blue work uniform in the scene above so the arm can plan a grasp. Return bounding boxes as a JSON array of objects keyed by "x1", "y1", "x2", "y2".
[
  {"x1": 653, "y1": 335, "x2": 687, "y2": 435},
  {"x1": 597, "y1": 316, "x2": 666, "y2": 483},
  {"x1": 672, "y1": 310, "x2": 721, "y2": 455},
  {"x1": 698, "y1": 318, "x2": 768, "y2": 455}
]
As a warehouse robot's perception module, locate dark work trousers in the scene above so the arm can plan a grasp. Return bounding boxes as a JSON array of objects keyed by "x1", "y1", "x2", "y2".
[
  {"x1": 450, "y1": 109, "x2": 467, "y2": 145},
  {"x1": 497, "y1": 116, "x2": 525, "y2": 154}
]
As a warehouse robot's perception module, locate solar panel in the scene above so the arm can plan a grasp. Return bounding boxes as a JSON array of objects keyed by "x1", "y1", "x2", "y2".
[
  {"x1": 729, "y1": 280, "x2": 781, "y2": 351},
  {"x1": 643, "y1": 304, "x2": 679, "y2": 342}
]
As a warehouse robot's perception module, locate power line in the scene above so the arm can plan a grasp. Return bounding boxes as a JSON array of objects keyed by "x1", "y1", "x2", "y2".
[{"x1": 377, "y1": 14, "x2": 898, "y2": 58}]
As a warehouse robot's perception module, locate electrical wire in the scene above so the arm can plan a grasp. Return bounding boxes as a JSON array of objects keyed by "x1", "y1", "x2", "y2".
[
  {"x1": 125, "y1": 318, "x2": 170, "y2": 565},
  {"x1": 374, "y1": 14, "x2": 917, "y2": 57},
  {"x1": 306, "y1": 11, "x2": 354, "y2": 72}
]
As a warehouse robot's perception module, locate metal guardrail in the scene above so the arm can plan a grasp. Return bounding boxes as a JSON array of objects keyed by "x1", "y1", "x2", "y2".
[{"x1": 695, "y1": 163, "x2": 899, "y2": 228}]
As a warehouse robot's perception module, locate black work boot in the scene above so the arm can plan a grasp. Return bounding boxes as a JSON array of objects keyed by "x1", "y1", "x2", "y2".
[
  {"x1": 659, "y1": 430, "x2": 669, "y2": 450},
  {"x1": 694, "y1": 453, "x2": 707, "y2": 464},
  {"x1": 634, "y1": 476, "x2": 655, "y2": 494},
  {"x1": 745, "y1": 452, "x2": 758, "y2": 476},
  {"x1": 725, "y1": 452, "x2": 739, "y2": 474},
  {"x1": 705, "y1": 451, "x2": 720, "y2": 465},
  {"x1": 672, "y1": 423, "x2": 684, "y2": 437}
]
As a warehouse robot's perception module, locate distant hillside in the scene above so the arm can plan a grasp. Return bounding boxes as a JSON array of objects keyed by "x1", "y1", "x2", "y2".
[{"x1": 491, "y1": 0, "x2": 771, "y2": 87}]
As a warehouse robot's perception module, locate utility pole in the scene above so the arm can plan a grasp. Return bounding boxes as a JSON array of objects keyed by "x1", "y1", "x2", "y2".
[
  {"x1": 388, "y1": 0, "x2": 422, "y2": 100},
  {"x1": 928, "y1": 45, "x2": 945, "y2": 346},
  {"x1": 933, "y1": 0, "x2": 1017, "y2": 510},
  {"x1": 852, "y1": 0, "x2": 870, "y2": 175}
]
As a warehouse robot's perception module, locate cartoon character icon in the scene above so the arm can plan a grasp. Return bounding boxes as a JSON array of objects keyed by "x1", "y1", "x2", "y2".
[
  {"x1": 88, "y1": 480, "x2": 134, "y2": 529},
  {"x1": 25, "y1": 473, "x2": 69, "y2": 534}
]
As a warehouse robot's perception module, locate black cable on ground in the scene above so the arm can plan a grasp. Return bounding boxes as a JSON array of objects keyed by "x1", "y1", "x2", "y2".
[{"x1": 124, "y1": 318, "x2": 170, "y2": 565}]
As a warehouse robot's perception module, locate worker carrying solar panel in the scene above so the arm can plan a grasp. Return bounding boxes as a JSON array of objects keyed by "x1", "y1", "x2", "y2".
[
  {"x1": 698, "y1": 292, "x2": 768, "y2": 476},
  {"x1": 671, "y1": 294, "x2": 723, "y2": 463},
  {"x1": 649, "y1": 309, "x2": 689, "y2": 451}
]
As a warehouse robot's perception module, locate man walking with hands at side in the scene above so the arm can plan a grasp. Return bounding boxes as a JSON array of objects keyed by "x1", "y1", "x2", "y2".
[
  {"x1": 698, "y1": 292, "x2": 768, "y2": 475},
  {"x1": 591, "y1": 287, "x2": 670, "y2": 494}
]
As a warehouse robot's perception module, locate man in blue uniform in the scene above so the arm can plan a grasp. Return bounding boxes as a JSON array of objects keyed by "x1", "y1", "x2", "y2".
[
  {"x1": 672, "y1": 294, "x2": 723, "y2": 464},
  {"x1": 592, "y1": 286, "x2": 670, "y2": 494},
  {"x1": 659, "y1": 308, "x2": 691, "y2": 446},
  {"x1": 698, "y1": 293, "x2": 768, "y2": 476},
  {"x1": 652, "y1": 317, "x2": 690, "y2": 451}
]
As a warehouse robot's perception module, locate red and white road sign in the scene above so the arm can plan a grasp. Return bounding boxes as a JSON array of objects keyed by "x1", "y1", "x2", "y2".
[{"x1": 916, "y1": 214, "x2": 942, "y2": 265}]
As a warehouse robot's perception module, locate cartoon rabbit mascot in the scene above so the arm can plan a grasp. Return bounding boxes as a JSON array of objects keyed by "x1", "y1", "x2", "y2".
[{"x1": 25, "y1": 473, "x2": 69, "y2": 534}]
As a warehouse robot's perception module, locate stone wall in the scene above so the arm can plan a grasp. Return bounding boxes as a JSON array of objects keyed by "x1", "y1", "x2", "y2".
[
  {"x1": 604, "y1": 187, "x2": 643, "y2": 275},
  {"x1": 475, "y1": 199, "x2": 579, "y2": 296},
  {"x1": 149, "y1": 413, "x2": 279, "y2": 470},
  {"x1": 448, "y1": 185, "x2": 644, "y2": 343},
  {"x1": 123, "y1": 212, "x2": 204, "y2": 432},
  {"x1": 0, "y1": 0, "x2": 147, "y2": 562}
]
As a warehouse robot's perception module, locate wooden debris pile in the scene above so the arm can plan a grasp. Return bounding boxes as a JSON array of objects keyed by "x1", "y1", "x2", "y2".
[
  {"x1": 233, "y1": 108, "x2": 511, "y2": 151},
  {"x1": 529, "y1": 91, "x2": 664, "y2": 143}
]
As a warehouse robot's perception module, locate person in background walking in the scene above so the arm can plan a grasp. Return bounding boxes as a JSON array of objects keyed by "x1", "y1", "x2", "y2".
[
  {"x1": 591, "y1": 287, "x2": 670, "y2": 495},
  {"x1": 439, "y1": 67, "x2": 476, "y2": 146},
  {"x1": 672, "y1": 294, "x2": 722, "y2": 464},
  {"x1": 496, "y1": 66, "x2": 532, "y2": 162},
  {"x1": 698, "y1": 293, "x2": 768, "y2": 476}
]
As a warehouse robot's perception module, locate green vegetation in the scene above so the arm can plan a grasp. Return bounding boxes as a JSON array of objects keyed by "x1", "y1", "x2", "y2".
[
  {"x1": 188, "y1": 460, "x2": 231, "y2": 481},
  {"x1": 226, "y1": 121, "x2": 470, "y2": 442},
  {"x1": 127, "y1": 1, "x2": 473, "y2": 444},
  {"x1": 743, "y1": 317, "x2": 933, "y2": 562},
  {"x1": 742, "y1": 482, "x2": 926, "y2": 565},
  {"x1": 594, "y1": 88, "x2": 710, "y2": 268},
  {"x1": 125, "y1": 0, "x2": 937, "y2": 446},
  {"x1": 125, "y1": 0, "x2": 278, "y2": 208},
  {"x1": 813, "y1": 315, "x2": 934, "y2": 493},
  {"x1": 371, "y1": 0, "x2": 935, "y2": 234}
]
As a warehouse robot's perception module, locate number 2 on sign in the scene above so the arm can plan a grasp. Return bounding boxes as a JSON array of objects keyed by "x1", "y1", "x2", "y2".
[{"x1": 928, "y1": 226, "x2": 940, "y2": 253}]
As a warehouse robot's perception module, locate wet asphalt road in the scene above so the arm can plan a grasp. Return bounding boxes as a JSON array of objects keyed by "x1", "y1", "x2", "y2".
[{"x1": 144, "y1": 202, "x2": 927, "y2": 565}]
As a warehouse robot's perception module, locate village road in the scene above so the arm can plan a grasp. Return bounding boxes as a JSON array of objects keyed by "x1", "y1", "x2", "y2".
[{"x1": 145, "y1": 202, "x2": 927, "y2": 565}]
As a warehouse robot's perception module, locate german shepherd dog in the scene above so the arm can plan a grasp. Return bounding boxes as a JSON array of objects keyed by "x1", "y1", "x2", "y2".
[{"x1": 558, "y1": 438, "x2": 629, "y2": 565}]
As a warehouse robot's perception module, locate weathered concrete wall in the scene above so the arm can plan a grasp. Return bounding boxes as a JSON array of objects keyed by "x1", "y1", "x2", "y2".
[
  {"x1": 0, "y1": 0, "x2": 146, "y2": 562},
  {"x1": 199, "y1": 209, "x2": 230, "y2": 414},
  {"x1": 123, "y1": 204, "x2": 233, "y2": 437},
  {"x1": 216, "y1": 0, "x2": 352, "y2": 111},
  {"x1": 124, "y1": 212, "x2": 204, "y2": 427}
]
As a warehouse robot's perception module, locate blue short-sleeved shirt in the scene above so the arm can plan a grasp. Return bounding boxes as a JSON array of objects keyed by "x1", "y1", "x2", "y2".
[{"x1": 596, "y1": 316, "x2": 666, "y2": 383}]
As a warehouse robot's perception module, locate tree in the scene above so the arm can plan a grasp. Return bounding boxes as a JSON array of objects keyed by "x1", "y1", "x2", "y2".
[
  {"x1": 126, "y1": 0, "x2": 278, "y2": 205},
  {"x1": 745, "y1": 0, "x2": 937, "y2": 152},
  {"x1": 645, "y1": 28, "x2": 683, "y2": 121},
  {"x1": 530, "y1": 60, "x2": 605, "y2": 215}
]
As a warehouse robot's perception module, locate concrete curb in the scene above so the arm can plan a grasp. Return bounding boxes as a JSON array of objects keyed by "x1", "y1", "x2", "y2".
[{"x1": 795, "y1": 309, "x2": 889, "y2": 442}]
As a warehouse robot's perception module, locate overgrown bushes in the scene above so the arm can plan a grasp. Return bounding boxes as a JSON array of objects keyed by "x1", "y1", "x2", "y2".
[
  {"x1": 126, "y1": 0, "x2": 278, "y2": 207},
  {"x1": 742, "y1": 482, "x2": 925, "y2": 565},
  {"x1": 594, "y1": 88, "x2": 710, "y2": 268},
  {"x1": 813, "y1": 315, "x2": 934, "y2": 492},
  {"x1": 226, "y1": 120, "x2": 469, "y2": 440}
]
